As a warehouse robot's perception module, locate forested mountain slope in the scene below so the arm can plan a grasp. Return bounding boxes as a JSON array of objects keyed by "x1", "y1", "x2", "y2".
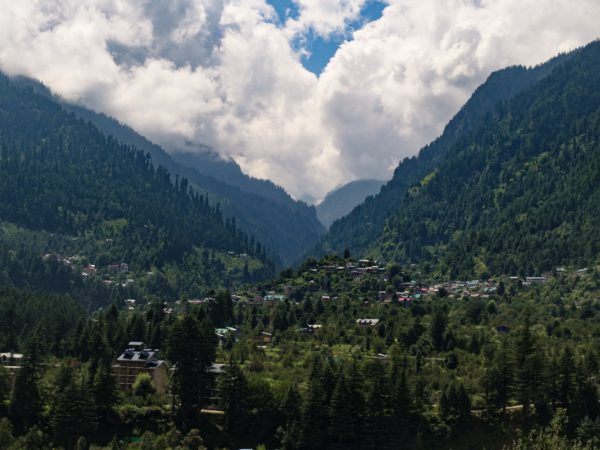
[
  {"x1": 320, "y1": 49, "x2": 574, "y2": 256},
  {"x1": 11, "y1": 77, "x2": 325, "y2": 267},
  {"x1": 375, "y1": 40, "x2": 600, "y2": 277},
  {"x1": 0, "y1": 73, "x2": 273, "y2": 296},
  {"x1": 316, "y1": 179, "x2": 384, "y2": 228}
]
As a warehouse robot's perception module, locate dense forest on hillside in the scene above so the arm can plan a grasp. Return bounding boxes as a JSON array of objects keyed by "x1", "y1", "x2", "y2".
[
  {"x1": 320, "y1": 48, "x2": 573, "y2": 258},
  {"x1": 376, "y1": 40, "x2": 600, "y2": 277},
  {"x1": 0, "y1": 72, "x2": 265, "y2": 267},
  {"x1": 0, "y1": 73, "x2": 274, "y2": 307},
  {"x1": 12, "y1": 77, "x2": 326, "y2": 267},
  {"x1": 68, "y1": 107, "x2": 326, "y2": 267}
]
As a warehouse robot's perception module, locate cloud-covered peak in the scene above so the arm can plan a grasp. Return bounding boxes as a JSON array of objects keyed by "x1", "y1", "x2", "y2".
[{"x1": 0, "y1": 0, "x2": 598, "y2": 201}]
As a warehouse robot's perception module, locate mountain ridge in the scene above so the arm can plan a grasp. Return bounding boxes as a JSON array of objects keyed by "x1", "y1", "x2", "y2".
[
  {"x1": 319, "y1": 48, "x2": 577, "y2": 258},
  {"x1": 9, "y1": 76, "x2": 326, "y2": 267},
  {"x1": 373, "y1": 40, "x2": 600, "y2": 276},
  {"x1": 0, "y1": 72, "x2": 273, "y2": 305},
  {"x1": 316, "y1": 179, "x2": 385, "y2": 228}
]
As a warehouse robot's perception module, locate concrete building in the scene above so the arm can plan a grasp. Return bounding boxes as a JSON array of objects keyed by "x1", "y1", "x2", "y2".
[{"x1": 111, "y1": 342, "x2": 169, "y2": 394}]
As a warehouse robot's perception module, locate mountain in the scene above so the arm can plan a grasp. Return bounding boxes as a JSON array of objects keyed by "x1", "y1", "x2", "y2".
[
  {"x1": 64, "y1": 111, "x2": 326, "y2": 267},
  {"x1": 320, "y1": 49, "x2": 574, "y2": 257},
  {"x1": 0, "y1": 72, "x2": 273, "y2": 305},
  {"x1": 316, "y1": 179, "x2": 384, "y2": 228},
  {"x1": 170, "y1": 149, "x2": 300, "y2": 207},
  {"x1": 9, "y1": 77, "x2": 325, "y2": 267},
  {"x1": 372, "y1": 40, "x2": 600, "y2": 277}
]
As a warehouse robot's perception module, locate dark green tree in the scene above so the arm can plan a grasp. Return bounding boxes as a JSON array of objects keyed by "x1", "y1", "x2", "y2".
[
  {"x1": 281, "y1": 386, "x2": 301, "y2": 450},
  {"x1": 9, "y1": 336, "x2": 44, "y2": 432},
  {"x1": 514, "y1": 311, "x2": 538, "y2": 425},
  {"x1": 440, "y1": 380, "x2": 471, "y2": 429},
  {"x1": 49, "y1": 365, "x2": 97, "y2": 449},
  {"x1": 327, "y1": 372, "x2": 358, "y2": 449},
  {"x1": 363, "y1": 362, "x2": 389, "y2": 450},
  {"x1": 430, "y1": 309, "x2": 447, "y2": 351},
  {"x1": 168, "y1": 314, "x2": 216, "y2": 430},
  {"x1": 219, "y1": 363, "x2": 251, "y2": 442}
]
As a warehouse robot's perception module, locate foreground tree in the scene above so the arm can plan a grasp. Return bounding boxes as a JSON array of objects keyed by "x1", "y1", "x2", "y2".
[
  {"x1": 219, "y1": 363, "x2": 251, "y2": 442},
  {"x1": 49, "y1": 365, "x2": 97, "y2": 449},
  {"x1": 168, "y1": 313, "x2": 216, "y2": 431},
  {"x1": 9, "y1": 336, "x2": 44, "y2": 432}
]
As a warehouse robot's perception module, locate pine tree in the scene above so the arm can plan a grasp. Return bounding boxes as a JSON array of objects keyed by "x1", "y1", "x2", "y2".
[
  {"x1": 93, "y1": 361, "x2": 118, "y2": 428},
  {"x1": 298, "y1": 358, "x2": 333, "y2": 449},
  {"x1": 168, "y1": 314, "x2": 217, "y2": 430},
  {"x1": 483, "y1": 337, "x2": 513, "y2": 416},
  {"x1": 390, "y1": 369, "x2": 413, "y2": 448},
  {"x1": 9, "y1": 336, "x2": 44, "y2": 432},
  {"x1": 440, "y1": 380, "x2": 471, "y2": 430},
  {"x1": 514, "y1": 311, "x2": 537, "y2": 425},
  {"x1": 87, "y1": 320, "x2": 112, "y2": 385},
  {"x1": 219, "y1": 363, "x2": 250, "y2": 442},
  {"x1": 430, "y1": 309, "x2": 447, "y2": 352},
  {"x1": 327, "y1": 372, "x2": 357, "y2": 449},
  {"x1": 363, "y1": 362, "x2": 389, "y2": 450},
  {"x1": 281, "y1": 386, "x2": 301, "y2": 450},
  {"x1": 50, "y1": 365, "x2": 97, "y2": 449},
  {"x1": 558, "y1": 346, "x2": 575, "y2": 410}
]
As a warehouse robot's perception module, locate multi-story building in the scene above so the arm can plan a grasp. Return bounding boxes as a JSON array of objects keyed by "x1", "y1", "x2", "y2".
[{"x1": 111, "y1": 342, "x2": 169, "y2": 394}]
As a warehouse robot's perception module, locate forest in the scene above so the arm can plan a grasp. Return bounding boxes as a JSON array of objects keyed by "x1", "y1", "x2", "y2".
[
  {"x1": 375, "y1": 40, "x2": 600, "y2": 278},
  {"x1": 0, "y1": 72, "x2": 276, "y2": 309},
  {"x1": 13, "y1": 75, "x2": 326, "y2": 268},
  {"x1": 320, "y1": 41, "x2": 595, "y2": 277}
]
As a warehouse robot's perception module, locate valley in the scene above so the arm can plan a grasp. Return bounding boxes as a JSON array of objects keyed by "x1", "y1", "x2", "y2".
[{"x1": 0, "y1": 33, "x2": 599, "y2": 450}]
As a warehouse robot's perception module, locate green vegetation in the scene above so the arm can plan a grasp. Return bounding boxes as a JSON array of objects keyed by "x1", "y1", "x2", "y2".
[
  {"x1": 376, "y1": 40, "x2": 600, "y2": 278},
  {"x1": 1, "y1": 257, "x2": 600, "y2": 448},
  {"x1": 0, "y1": 73, "x2": 274, "y2": 310},
  {"x1": 321, "y1": 44, "x2": 576, "y2": 263},
  {"x1": 16, "y1": 76, "x2": 325, "y2": 267}
]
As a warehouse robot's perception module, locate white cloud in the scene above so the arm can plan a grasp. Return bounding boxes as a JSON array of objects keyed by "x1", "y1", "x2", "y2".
[
  {"x1": 285, "y1": 0, "x2": 368, "y2": 37},
  {"x1": 0, "y1": 0, "x2": 598, "y2": 201}
]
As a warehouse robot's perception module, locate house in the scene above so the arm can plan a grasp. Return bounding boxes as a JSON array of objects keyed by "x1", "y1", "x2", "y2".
[
  {"x1": 264, "y1": 294, "x2": 286, "y2": 302},
  {"x1": 215, "y1": 327, "x2": 238, "y2": 346},
  {"x1": 525, "y1": 276, "x2": 547, "y2": 284},
  {"x1": 124, "y1": 299, "x2": 136, "y2": 310},
  {"x1": 111, "y1": 342, "x2": 169, "y2": 394},
  {"x1": 207, "y1": 363, "x2": 227, "y2": 374},
  {"x1": 82, "y1": 264, "x2": 97, "y2": 276},
  {"x1": 0, "y1": 352, "x2": 24, "y2": 390},
  {"x1": 356, "y1": 319, "x2": 380, "y2": 326},
  {"x1": 0, "y1": 352, "x2": 23, "y2": 366},
  {"x1": 397, "y1": 297, "x2": 413, "y2": 307}
]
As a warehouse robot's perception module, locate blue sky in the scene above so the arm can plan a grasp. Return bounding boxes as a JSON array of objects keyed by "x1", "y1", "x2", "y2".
[{"x1": 266, "y1": 0, "x2": 387, "y2": 75}]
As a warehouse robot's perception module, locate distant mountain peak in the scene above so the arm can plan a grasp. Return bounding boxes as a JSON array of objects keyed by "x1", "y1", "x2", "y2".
[{"x1": 316, "y1": 179, "x2": 385, "y2": 228}]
